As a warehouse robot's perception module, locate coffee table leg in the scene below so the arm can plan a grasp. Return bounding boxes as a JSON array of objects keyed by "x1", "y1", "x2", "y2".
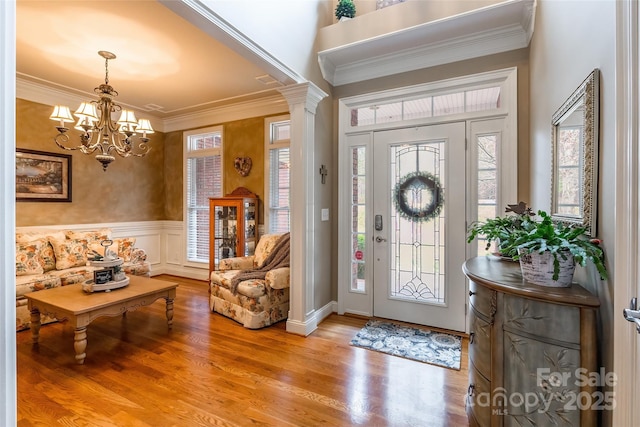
[
  {"x1": 74, "y1": 327, "x2": 87, "y2": 365},
  {"x1": 30, "y1": 308, "x2": 41, "y2": 344},
  {"x1": 166, "y1": 298, "x2": 174, "y2": 329}
]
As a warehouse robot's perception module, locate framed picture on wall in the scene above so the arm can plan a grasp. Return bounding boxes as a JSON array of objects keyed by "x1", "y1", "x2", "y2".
[{"x1": 16, "y1": 149, "x2": 72, "y2": 202}]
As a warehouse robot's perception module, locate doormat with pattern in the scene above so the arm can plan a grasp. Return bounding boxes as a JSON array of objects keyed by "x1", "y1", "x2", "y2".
[{"x1": 350, "y1": 320, "x2": 462, "y2": 370}]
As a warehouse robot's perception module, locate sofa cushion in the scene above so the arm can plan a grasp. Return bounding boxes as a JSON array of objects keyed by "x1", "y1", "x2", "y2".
[
  {"x1": 15, "y1": 274, "x2": 61, "y2": 298},
  {"x1": 50, "y1": 238, "x2": 89, "y2": 270},
  {"x1": 15, "y1": 239, "x2": 45, "y2": 276},
  {"x1": 49, "y1": 266, "x2": 97, "y2": 286},
  {"x1": 210, "y1": 270, "x2": 267, "y2": 298}
]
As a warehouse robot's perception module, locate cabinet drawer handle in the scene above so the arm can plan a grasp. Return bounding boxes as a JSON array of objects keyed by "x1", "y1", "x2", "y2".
[
  {"x1": 468, "y1": 384, "x2": 475, "y2": 397},
  {"x1": 469, "y1": 290, "x2": 476, "y2": 297},
  {"x1": 469, "y1": 332, "x2": 475, "y2": 344}
]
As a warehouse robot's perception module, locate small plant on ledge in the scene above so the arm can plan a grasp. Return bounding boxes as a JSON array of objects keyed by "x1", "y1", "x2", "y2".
[{"x1": 335, "y1": 0, "x2": 356, "y2": 21}]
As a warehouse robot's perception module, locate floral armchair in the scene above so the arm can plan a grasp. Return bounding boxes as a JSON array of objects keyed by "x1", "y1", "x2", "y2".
[{"x1": 209, "y1": 233, "x2": 290, "y2": 329}]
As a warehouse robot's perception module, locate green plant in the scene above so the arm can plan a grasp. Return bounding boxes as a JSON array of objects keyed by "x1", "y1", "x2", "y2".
[
  {"x1": 335, "y1": 0, "x2": 356, "y2": 20},
  {"x1": 504, "y1": 210, "x2": 607, "y2": 281},
  {"x1": 466, "y1": 203, "x2": 533, "y2": 259}
]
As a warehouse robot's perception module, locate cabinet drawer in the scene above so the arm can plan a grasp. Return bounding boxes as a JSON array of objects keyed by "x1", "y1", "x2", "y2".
[
  {"x1": 469, "y1": 280, "x2": 494, "y2": 319},
  {"x1": 467, "y1": 364, "x2": 491, "y2": 427},
  {"x1": 469, "y1": 308, "x2": 491, "y2": 379},
  {"x1": 503, "y1": 294, "x2": 581, "y2": 344}
]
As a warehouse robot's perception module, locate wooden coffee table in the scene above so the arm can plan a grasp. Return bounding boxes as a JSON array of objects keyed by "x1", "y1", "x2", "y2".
[{"x1": 24, "y1": 275, "x2": 178, "y2": 364}]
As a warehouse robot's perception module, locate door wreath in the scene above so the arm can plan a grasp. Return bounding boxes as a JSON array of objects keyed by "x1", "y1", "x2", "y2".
[{"x1": 393, "y1": 171, "x2": 444, "y2": 222}]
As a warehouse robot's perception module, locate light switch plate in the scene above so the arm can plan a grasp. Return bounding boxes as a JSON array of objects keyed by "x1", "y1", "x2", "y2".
[{"x1": 321, "y1": 208, "x2": 329, "y2": 221}]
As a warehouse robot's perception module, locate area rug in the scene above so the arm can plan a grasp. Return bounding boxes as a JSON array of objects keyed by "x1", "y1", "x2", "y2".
[{"x1": 350, "y1": 320, "x2": 462, "y2": 370}]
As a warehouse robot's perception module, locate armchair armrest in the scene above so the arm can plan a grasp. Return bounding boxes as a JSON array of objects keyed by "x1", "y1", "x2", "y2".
[
  {"x1": 218, "y1": 256, "x2": 255, "y2": 271},
  {"x1": 265, "y1": 267, "x2": 290, "y2": 289}
]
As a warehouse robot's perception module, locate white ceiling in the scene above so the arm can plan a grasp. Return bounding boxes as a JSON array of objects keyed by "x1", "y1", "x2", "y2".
[{"x1": 16, "y1": 0, "x2": 286, "y2": 120}]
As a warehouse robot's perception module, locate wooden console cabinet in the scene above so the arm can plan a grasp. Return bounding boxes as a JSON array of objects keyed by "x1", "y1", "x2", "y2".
[
  {"x1": 462, "y1": 256, "x2": 600, "y2": 427},
  {"x1": 209, "y1": 187, "x2": 258, "y2": 273}
]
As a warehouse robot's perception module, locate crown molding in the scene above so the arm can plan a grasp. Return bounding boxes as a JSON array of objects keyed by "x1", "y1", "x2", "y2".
[
  {"x1": 318, "y1": 0, "x2": 536, "y2": 86},
  {"x1": 161, "y1": 94, "x2": 289, "y2": 132},
  {"x1": 17, "y1": 76, "x2": 289, "y2": 133}
]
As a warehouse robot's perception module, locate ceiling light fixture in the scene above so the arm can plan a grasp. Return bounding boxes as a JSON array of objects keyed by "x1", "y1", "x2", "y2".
[{"x1": 50, "y1": 50, "x2": 153, "y2": 171}]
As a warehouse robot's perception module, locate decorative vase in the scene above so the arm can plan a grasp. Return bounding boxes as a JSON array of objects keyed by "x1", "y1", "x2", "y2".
[{"x1": 517, "y1": 248, "x2": 575, "y2": 287}]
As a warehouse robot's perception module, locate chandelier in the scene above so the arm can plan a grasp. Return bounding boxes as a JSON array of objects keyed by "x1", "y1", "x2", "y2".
[{"x1": 50, "y1": 51, "x2": 153, "y2": 171}]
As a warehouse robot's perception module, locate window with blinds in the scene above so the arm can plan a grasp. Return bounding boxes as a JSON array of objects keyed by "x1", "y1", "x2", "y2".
[
  {"x1": 265, "y1": 116, "x2": 290, "y2": 233},
  {"x1": 184, "y1": 126, "x2": 223, "y2": 263}
]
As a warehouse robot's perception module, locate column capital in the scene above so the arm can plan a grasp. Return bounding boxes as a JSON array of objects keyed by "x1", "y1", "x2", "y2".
[{"x1": 278, "y1": 82, "x2": 327, "y2": 114}]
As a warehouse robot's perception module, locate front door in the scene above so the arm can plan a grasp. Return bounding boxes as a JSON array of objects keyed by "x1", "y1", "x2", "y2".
[{"x1": 372, "y1": 124, "x2": 467, "y2": 332}]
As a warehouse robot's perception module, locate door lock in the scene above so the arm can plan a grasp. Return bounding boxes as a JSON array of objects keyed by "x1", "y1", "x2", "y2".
[
  {"x1": 375, "y1": 215, "x2": 383, "y2": 231},
  {"x1": 375, "y1": 236, "x2": 387, "y2": 243}
]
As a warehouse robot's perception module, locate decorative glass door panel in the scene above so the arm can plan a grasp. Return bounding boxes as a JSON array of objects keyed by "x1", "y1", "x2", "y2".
[
  {"x1": 390, "y1": 143, "x2": 446, "y2": 305},
  {"x1": 373, "y1": 124, "x2": 467, "y2": 331}
]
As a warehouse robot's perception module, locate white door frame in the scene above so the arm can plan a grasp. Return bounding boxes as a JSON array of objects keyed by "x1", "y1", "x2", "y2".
[
  {"x1": 0, "y1": 1, "x2": 17, "y2": 425},
  {"x1": 613, "y1": 0, "x2": 639, "y2": 424},
  {"x1": 337, "y1": 68, "x2": 518, "y2": 331}
]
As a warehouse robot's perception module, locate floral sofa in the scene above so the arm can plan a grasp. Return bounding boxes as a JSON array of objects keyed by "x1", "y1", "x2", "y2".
[
  {"x1": 15, "y1": 227, "x2": 151, "y2": 331},
  {"x1": 209, "y1": 233, "x2": 290, "y2": 329}
]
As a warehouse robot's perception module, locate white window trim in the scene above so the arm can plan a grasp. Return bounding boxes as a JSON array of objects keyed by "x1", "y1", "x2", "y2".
[
  {"x1": 264, "y1": 114, "x2": 290, "y2": 233},
  {"x1": 183, "y1": 125, "x2": 224, "y2": 269}
]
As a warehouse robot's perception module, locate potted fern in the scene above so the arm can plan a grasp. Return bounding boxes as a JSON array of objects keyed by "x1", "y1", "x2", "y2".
[
  {"x1": 466, "y1": 202, "x2": 533, "y2": 259},
  {"x1": 335, "y1": 0, "x2": 356, "y2": 21},
  {"x1": 507, "y1": 210, "x2": 607, "y2": 287},
  {"x1": 468, "y1": 205, "x2": 607, "y2": 287}
]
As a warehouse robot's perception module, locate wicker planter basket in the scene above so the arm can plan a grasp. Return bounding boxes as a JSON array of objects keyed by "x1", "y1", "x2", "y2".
[{"x1": 517, "y1": 248, "x2": 575, "y2": 287}]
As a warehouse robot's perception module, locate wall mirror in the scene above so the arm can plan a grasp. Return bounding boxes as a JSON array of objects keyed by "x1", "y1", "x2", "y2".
[{"x1": 550, "y1": 68, "x2": 600, "y2": 236}]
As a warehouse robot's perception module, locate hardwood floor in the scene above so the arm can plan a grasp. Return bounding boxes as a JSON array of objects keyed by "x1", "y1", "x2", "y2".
[{"x1": 16, "y1": 275, "x2": 469, "y2": 426}]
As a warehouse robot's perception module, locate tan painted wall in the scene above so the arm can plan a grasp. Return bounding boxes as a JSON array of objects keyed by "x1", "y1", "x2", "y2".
[
  {"x1": 17, "y1": 98, "x2": 280, "y2": 226},
  {"x1": 16, "y1": 99, "x2": 165, "y2": 226},
  {"x1": 528, "y1": 2, "x2": 615, "y2": 426},
  {"x1": 160, "y1": 116, "x2": 277, "y2": 224},
  {"x1": 163, "y1": 130, "x2": 184, "y2": 221}
]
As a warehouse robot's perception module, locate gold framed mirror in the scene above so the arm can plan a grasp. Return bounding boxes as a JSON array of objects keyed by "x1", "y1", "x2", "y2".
[{"x1": 550, "y1": 69, "x2": 600, "y2": 236}]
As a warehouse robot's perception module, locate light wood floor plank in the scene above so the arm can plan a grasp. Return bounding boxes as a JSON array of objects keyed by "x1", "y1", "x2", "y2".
[{"x1": 17, "y1": 275, "x2": 469, "y2": 426}]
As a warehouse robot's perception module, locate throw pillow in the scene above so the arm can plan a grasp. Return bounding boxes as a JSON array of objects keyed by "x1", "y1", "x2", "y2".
[
  {"x1": 88, "y1": 240, "x2": 119, "y2": 260},
  {"x1": 253, "y1": 233, "x2": 284, "y2": 268},
  {"x1": 50, "y1": 238, "x2": 90, "y2": 270},
  {"x1": 114, "y1": 237, "x2": 136, "y2": 262},
  {"x1": 39, "y1": 239, "x2": 57, "y2": 272},
  {"x1": 15, "y1": 239, "x2": 45, "y2": 276}
]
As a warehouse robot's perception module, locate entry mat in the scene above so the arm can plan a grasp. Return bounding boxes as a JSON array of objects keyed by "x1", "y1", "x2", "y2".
[{"x1": 350, "y1": 320, "x2": 462, "y2": 370}]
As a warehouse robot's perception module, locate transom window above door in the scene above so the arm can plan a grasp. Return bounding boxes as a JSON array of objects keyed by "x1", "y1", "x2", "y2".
[{"x1": 350, "y1": 86, "x2": 501, "y2": 127}]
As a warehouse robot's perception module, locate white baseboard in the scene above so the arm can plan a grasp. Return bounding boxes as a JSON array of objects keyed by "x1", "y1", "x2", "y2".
[{"x1": 286, "y1": 300, "x2": 337, "y2": 336}]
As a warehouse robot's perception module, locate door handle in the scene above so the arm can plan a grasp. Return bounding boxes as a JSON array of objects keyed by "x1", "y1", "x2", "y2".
[
  {"x1": 623, "y1": 297, "x2": 640, "y2": 333},
  {"x1": 375, "y1": 236, "x2": 387, "y2": 243}
]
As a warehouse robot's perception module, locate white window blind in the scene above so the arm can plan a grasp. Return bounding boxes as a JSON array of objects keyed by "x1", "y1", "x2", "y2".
[
  {"x1": 265, "y1": 116, "x2": 290, "y2": 233},
  {"x1": 185, "y1": 128, "x2": 223, "y2": 263}
]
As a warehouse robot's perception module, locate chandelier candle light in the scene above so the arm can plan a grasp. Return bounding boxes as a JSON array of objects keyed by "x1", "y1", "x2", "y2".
[{"x1": 50, "y1": 51, "x2": 153, "y2": 171}]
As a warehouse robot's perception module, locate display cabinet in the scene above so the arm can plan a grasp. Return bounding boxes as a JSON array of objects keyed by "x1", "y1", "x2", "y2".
[{"x1": 209, "y1": 187, "x2": 258, "y2": 273}]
